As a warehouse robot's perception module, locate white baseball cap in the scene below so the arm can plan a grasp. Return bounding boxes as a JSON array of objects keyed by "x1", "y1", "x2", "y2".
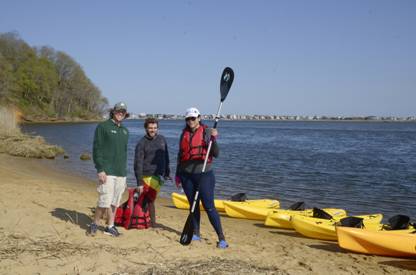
[{"x1": 185, "y1": 107, "x2": 200, "y2": 118}]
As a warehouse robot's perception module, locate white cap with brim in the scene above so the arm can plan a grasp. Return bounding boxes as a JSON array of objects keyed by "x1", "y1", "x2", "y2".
[{"x1": 185, "y1": 107, "x2": 200, "y2": 118}]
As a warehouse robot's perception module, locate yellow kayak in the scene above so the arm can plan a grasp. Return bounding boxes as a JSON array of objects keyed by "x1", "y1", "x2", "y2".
[
  {"x1": 171, "y1": 192, "x2": 225, "y2": 212},
  {"x1": 337, "y1": 226, "x2": 416, "y2": 257},
  {"x1": 292, "y1": 214, "x2": 383, "y2": 241},
  {"x1": 222, "y1": 200, "x2": 280, "y2": 220},
  {"x1": 265, "y1": 208, "x2": 347, "y2": 229}
]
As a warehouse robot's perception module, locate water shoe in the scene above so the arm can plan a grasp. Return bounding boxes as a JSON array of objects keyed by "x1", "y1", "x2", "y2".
[
  {"x1": 217, "y1": 240, "x2": 229, "y2": 249},
  {"x1": 192, "y1": 234, "x2": 201, "y2": 241}
]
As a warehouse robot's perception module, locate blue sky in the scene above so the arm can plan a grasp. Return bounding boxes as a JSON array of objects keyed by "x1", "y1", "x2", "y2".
[{"x1": 1, "y1": 1, "x2": 415, "y2": 116}]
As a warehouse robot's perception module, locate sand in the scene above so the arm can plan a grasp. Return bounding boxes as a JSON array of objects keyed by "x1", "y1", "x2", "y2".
[{"x1": 0, "y1": 154, "x2": 415, "y2": 275}]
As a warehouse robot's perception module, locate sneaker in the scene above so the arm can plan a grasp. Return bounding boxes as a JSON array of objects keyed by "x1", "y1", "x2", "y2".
[
  {"x1": 88, "y1": 223, "x2": 98, "y2": 237},
  {"x1": 192, "y1": 234, "x2": 201, "y2": 241},
  {"x1": 217, "y1": 240, "x2": 229, "y2": 249},
  {"x1": 113, "y1": 226, "x2": 120, "y2": 235},
  {"x1": 104, "y1": 226, "x2": 120, "y2": 237}
]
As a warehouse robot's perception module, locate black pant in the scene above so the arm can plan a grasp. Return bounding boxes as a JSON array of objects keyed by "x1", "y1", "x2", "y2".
[{"x1": 180, "y1": 170, "x2": 225, "y2": 240}]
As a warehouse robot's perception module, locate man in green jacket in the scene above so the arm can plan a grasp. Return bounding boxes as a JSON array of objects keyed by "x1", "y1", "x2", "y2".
[{"x1": 89, "y1": 102, "x2": 129, "y2": 237}]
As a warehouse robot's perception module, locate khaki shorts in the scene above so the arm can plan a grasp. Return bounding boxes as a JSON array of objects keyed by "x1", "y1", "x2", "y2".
[{"x1": 97, "y1": 176, "x2": 126, "y2": 208}]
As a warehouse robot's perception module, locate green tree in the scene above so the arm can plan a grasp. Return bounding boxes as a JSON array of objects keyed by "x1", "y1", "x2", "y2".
[
  {"x1": 0, "y1": 53, "x2": 15, "y2": 105},
  {"x1": 1, "y1": 32, "x2": 108, "y2": 120}
]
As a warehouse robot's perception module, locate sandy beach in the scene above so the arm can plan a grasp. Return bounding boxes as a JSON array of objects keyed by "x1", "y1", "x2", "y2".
[{"x1": 0, "y1": 154, "x2": 415, "y2": 274}]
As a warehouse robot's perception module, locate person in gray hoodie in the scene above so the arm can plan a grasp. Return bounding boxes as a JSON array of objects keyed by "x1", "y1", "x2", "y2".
[{"x1": 134, "y1": 118, "x2": 170, "y2": 227}]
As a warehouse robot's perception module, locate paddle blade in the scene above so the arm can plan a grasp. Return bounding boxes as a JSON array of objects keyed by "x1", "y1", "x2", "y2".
[
  {"x1": 179, "y1": 214, "x2": 194, "y2": 245},
  {"x1": 220, "y1": 67, "x2": 234, "y2": 102}
]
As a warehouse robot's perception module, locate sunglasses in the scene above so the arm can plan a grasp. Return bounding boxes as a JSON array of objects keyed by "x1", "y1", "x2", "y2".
[
  {"x1": 186, "y1": 117, "x2": 197, "y2": 122},
  {"x1": 115, "y1": 110, "x2": 126, "y2": 114}
]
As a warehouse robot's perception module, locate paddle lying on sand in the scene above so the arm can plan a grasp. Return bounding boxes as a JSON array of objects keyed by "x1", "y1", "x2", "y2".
[{"x1": 180, "y1": 67, "x2": 235, "y2": 245}]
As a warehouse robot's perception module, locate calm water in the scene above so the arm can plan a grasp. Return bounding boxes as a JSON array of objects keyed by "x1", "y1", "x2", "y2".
[{"x1": 22, "y1": 120, "x2": 416, "y2": 219}]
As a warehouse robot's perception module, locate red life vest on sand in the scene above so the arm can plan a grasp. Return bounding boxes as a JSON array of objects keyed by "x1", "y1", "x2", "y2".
[
  {"x1": 115, "y1": 188, "x2": 151, "y2": 230},
  {"x1": 180, "y1": 125, "x2": 212, "y2": 163}
]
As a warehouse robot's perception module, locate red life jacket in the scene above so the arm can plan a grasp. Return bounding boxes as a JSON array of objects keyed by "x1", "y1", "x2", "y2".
[
  {"x1": 115, "y1": 188, "x2": 151, "y2": 230},
  {"x1": 179, "y1": 125, "x2": 212, "y2": 163}
]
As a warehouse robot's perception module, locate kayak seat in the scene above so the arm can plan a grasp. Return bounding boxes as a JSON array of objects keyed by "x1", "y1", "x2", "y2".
[
  {"x1": 338, "y1": 216, "x2": 364, "y2": 228},
  {"x1": 288, "y1": 201, "x2": 305, "y2": 211},
  {"x1": 383, "y1": 215, "x2": 410, "y2": 230},
  {"x1": 312, "y1": 207, "x2": 333, "y2": 220},
  {"x1": 230, "y1": 193, "x2": 247, "y2": 202}
]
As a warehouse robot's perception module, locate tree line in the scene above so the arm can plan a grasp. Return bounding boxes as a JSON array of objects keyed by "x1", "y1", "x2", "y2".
[{"x1": 0, "y1": 32, "x2": 108, "y2": 120}]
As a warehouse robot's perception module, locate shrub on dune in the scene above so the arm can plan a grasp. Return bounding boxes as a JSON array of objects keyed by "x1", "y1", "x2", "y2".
[{"x1": 0, "y1": 106, "x2": 64, "y2": 159}]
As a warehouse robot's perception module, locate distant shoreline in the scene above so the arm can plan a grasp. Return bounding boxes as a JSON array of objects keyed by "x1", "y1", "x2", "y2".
[
  {"x1": 132, "y1": 113, "x2": 416, "y2": 122},
  {"x1": 20, "y1": 117, "x2": 416, "y2": 124},
  {"x1": 132, "y1": 114, "x2": 416, "y2": 123}
]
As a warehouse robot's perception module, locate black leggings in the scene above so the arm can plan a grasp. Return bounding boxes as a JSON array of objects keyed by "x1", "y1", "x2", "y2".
[{"x1": 180, "y1": 170, "x2": 225, "y2": 240}]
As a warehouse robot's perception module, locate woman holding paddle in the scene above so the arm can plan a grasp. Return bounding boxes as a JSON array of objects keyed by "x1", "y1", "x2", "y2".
[{"x1": 175, "y1": 107, "x2": 228, "y2": 249}]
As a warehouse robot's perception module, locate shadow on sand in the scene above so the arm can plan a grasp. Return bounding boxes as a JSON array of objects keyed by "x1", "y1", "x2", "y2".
[
  {"x1": 50, "y1": 208, "x2": 92, "y2": 231},
  {"x1": 253, "y1": 223, "x2": 269, "y2": 229},
  {"x1": 269, "y1": 230, "x2": 309, "y2": 240},
  {"x1": 308, "y1": 242, "x2": 345, "y2": 253},
  {"x1": 51, "y1": 207, "x2": 183, "y2": 236},
  {"x1": 379, "y1": 260, "x2": 416, "y2": 271},
  {"x1": 163, "y1": 204, "x2": 181, "y2": 209},
  {"x1": 153, "y1": 223, "x2": 182, "y2": 236}
]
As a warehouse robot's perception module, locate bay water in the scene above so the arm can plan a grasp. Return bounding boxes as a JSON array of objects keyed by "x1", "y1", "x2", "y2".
[{"x1": 22, "y1": 120, "x2": 416, "y2": 220}]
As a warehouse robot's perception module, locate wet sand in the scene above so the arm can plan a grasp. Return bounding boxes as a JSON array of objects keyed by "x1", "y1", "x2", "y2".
[{"x1": 0, "y1": 153, "x2": 415, "y2": 274}]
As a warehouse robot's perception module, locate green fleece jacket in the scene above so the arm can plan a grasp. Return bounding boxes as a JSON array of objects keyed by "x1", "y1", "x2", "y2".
[{"x1": 93, "y1": 119, "x2": 129, "y2": 177}]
